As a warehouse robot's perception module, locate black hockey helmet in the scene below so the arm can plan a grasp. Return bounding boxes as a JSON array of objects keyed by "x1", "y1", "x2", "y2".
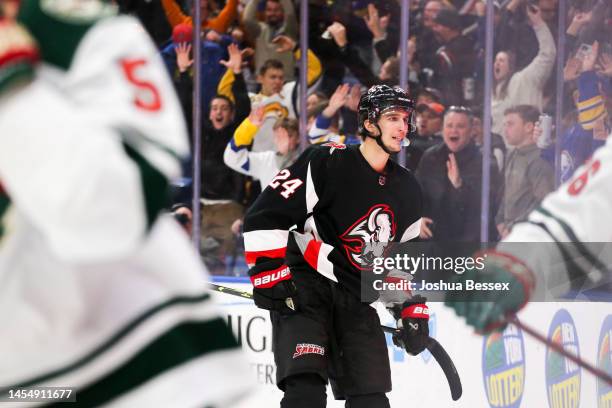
[{"x1": 357, "y1": 85, "x2": 416, "y2": 150}]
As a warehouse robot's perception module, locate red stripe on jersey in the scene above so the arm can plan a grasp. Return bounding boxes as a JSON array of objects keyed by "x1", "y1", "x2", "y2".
[
  {"x1": 245, "y1": 247, "x2": 287, "y2": 266},
  {"x1": 250, "y1": 264, "x2": 292, "y2": 288},
  {"x1": 401, "y1": 304, "x2": 429, "y2": 320},
  {"x1": 303, "y1": 239, "x2": 322, "y2": 271}
]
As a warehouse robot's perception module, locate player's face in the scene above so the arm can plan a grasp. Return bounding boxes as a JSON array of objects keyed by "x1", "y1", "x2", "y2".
[
  {"x1": 258, "y1": 68, "x2": 284, "y2": 96},
  {"x1": 377, "y1": 109, "x2": 411, "y2": 153},
  {"x1": 443, "y1": 112, "x2": 472, "y2": 152},
  {"x1": 209, "y1": 98, "x2": 233, "y2": 130},
  {"x1": 503, "y1": 113, "x2": 532, "y2": 147},
  {"x1": 494, "y1": 52, "x2": 511, "y2": 81}
]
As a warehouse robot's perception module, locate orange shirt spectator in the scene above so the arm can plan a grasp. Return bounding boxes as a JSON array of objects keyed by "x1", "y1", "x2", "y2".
[{"x1": 161, "y1": 0, "x2": 238, "y2": 33}]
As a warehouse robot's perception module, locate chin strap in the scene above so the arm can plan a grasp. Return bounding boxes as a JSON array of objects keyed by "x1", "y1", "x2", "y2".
[
  {"x1": 368, "y1": 122, "x2": 395, "y2": 155},
  {"x1": 374, "y1": 135, "x2": 395, "y2": 155}
]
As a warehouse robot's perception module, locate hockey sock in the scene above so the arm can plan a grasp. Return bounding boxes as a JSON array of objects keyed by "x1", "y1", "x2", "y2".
[
  {"x1": 280, "y1": 373, "x2": 327, "y2": 408},
  {"x1": 345, "y1": 392, "x2": 390, "y2": 408}
]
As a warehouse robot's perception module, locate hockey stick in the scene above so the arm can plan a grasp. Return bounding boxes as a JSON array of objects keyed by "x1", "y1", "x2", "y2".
[
  {"x1": 380, "y1": 326, "x2": 462, "y2": 401},
  {"x1": 208, "y1": 282, "x2": 462, "y2": 400},
  {"x1": 208, "y1": 282, "x2": 254, "y2": 300},
  {"x1": 508, "y1": 316, "x2": 612, "y2": 386}
]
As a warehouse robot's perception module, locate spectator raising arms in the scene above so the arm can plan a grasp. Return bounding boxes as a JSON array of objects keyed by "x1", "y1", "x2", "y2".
[
  {"x1": 161, "y1": 0, "x2": 238, "y2": 34},
  {"x1": 491, "y1": 4, "x2": 556, "y2": 136},
  {"x1": 243, "y1": 0, "x2": 298, "y2": 81},
  {"x1": 162, "y1": 24, "x2": 235, "y2": 119},
  {"x1": 224, "y1": 107, "x2": 301, "y2": 186},
  {"x1": 218, "y1": 34, "x2": 322, "y2": 152},
  {"x1": 307, "y1": 83, "x2": 352, "y2": 145}
]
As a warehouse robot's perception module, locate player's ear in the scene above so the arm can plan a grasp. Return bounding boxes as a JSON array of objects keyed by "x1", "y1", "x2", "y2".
[{"x1": 364, "y1": 119, "x2": 379, "y2": 136}]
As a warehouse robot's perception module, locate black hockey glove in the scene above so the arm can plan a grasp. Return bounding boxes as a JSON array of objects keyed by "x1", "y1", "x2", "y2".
[
  {"x1": 392, "y1": 295, "x2": 430, "y2": 355},
  {"x1": 249, "y1": 258, "x2": 297, "y2": 314}
]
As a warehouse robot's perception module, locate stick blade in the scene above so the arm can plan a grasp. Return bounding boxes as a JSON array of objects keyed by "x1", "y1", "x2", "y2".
[{"x1": 426, "y1": 337, "x2": 462, "y2": 401}]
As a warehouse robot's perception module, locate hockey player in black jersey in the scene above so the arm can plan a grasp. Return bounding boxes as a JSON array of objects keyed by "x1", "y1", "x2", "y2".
[{"x1": 243, "y1": 85, "x2": 428, "y2": 408}]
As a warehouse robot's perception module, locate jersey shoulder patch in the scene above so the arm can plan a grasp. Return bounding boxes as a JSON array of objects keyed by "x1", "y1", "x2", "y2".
[{"x1": 320, "y1": 142, "x2": 347, "y2": 156}]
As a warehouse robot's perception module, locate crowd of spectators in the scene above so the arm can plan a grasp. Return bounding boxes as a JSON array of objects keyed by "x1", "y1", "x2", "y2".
[{"x1": 112, "y1": 0, "x2": 612, "y2": 275}]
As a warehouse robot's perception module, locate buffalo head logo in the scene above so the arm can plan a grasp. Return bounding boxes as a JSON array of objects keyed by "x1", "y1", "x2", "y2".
[{"x1": 339, "y1": 204, "x2": 396, "y2": 270}]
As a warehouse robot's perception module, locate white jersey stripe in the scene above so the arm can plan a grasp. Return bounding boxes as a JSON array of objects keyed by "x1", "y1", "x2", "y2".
[
  {"x1": 400, "y1": 218, "x2": 422, "y2": 242},
  {"x1": 317, "y1": 243, "x2": 338, "y2": 282},
  {"x1": 306, "y1": 162, "x2": 319, "y2": 214},
  {"x1": 243, "y1": 230, "x2": 289, "y2": 252}
]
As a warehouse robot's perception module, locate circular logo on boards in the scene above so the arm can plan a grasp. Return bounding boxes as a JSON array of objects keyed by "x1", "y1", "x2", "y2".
[
  {"x1": 597, "y1": 315, "x2": 612, "y2": 407},
  {"x1": 546, "y1": 309, "x2": 581, "y2": 408},
  {"x1": 482, "y1": 321, "x2": 525, "y2": 408}
]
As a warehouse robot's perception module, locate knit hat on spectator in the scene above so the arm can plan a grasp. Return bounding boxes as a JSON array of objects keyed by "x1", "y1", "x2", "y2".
[
  {"x1": 417, "y1": 102, "x2": 446, "y2": 117},
  {"x1": 434, "y1": 9, "x2": 462, "y2": 31},
  {"x1": 172, "y1": 23, "x2": 192, "y2": 45}
]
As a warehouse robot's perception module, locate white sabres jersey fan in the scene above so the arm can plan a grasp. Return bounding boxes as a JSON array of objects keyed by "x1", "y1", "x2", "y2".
[{"x1": 0, "y1": 3, "x2": 250, "y2": 407}]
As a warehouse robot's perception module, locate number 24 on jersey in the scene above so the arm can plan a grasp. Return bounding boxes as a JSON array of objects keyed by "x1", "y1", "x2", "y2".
[{"x1": 269, "y1": 169, "x2": 304, "y2": 199}]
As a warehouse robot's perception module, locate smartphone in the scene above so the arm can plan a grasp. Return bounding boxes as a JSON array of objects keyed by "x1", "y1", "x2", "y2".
[{"x1": 576, "y1": 43, "x2": 593, "y2": 60}]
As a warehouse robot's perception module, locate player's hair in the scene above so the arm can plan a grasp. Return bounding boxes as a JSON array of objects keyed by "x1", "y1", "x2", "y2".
[
  {"x1": 259, "y1": 59, "x2": 284, "y2": 76},
  {"x1": 273, "y1": 117, "x2": 299, "y2": 138},
  {"x1": 504, "y1": 104, "x2": 540, "y2": 125},
  {"x1": 210, "y1": 95, "x2": 235, "y2": 112}
]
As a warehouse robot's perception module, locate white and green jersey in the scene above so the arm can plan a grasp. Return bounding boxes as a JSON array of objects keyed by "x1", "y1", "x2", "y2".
[
  {"x1": 0, "y1": 16, "x2": 251, "y2": 407},
  {"x1": 501, "y1": 132, "x2": 612, "y2": 300}
]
